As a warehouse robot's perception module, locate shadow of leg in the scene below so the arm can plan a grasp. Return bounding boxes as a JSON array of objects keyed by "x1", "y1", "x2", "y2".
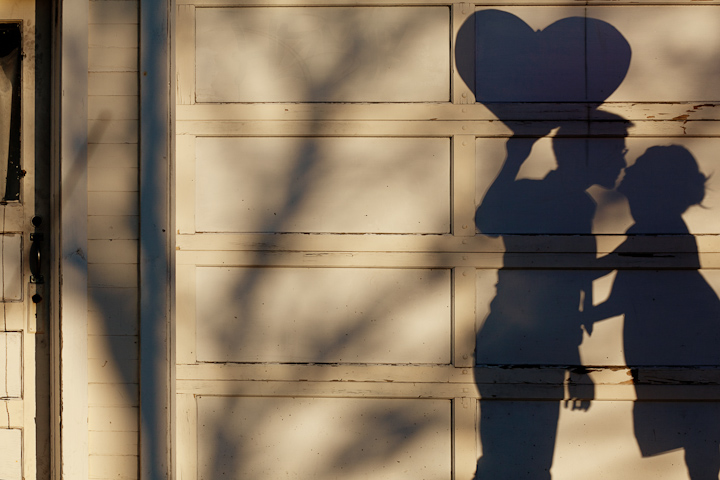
[
  {"x1": 684, "y1": 442, "x2": 720, "y2": 480},
  {"x1": 475, "y1": 399, "x2": 559, "y2": 480}
]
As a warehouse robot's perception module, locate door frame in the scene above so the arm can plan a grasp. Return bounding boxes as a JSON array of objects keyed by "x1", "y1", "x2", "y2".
[
  {"x1": 54, "y1": 0, "x2": 175, "y2": 477},
  {"x1": 54, "y1": 0, "x2": 89, "y2": 477},
  {"x1": 139, "y1": 0, "x2": 174, "y2": 478}
]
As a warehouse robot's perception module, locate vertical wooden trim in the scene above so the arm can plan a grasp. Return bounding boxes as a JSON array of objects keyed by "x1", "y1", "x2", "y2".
[
  {"x1": 58, "y1": 0, "x2": 89, "y2": 477},
  {"x1": 453, "y1": 397, "x2": 478, "y2": 480},
  {"x1": 453, "y1": 267, "x2": 476, "y2": 367},
  {"x1": 176, "y1": 265, "x2": 196, "y2": 365},
  {"x1": 176, "y1": 135, "x2": 195, "y2": 234},
  {"x1": 140, "y1": 0, "x2": 173, "y2": 478},
  {"x1": 169, "y1": 1, "x2": 178, "y2": 477},
  {"x1": 176, "y1": 394, "x2": 197, "y2": 480},
  {"x1": 176, "y1": 5, "x2": 195, "y2": 105},
  {"x1": 452, "y1": 3, "x2": 474, "y2": 105},
  {"x1": 452, "y1": 135, "x2": 476, "y2": 236}
]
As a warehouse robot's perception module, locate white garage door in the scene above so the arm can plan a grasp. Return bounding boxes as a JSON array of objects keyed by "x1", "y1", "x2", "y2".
[{"x1": 174, "y1": 2, "x2": 720, "y2": 479}]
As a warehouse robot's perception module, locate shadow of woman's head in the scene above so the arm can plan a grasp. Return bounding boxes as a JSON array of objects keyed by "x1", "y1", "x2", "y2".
[{"x1": 619, "y1": 145, "x2": 707, "y2": 222}]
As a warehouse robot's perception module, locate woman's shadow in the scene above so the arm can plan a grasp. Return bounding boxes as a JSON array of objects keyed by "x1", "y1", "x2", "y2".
[{"x1": 586, "y1": 145, "x2": 720, "y2": 480}]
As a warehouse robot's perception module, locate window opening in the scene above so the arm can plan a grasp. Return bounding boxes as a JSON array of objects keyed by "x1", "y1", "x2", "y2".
[{"x1": 0, "y1": 24, "x2": 21, "y2": 202}]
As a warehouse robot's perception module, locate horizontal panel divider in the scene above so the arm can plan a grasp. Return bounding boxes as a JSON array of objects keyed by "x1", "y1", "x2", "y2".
[
  {"x1": 177, "y1": 365, "x2": 720, "y2": 401},
  {"x1": 176, "y1": 233, "x2": 720, "y2": 254},
  {"x1": 177, "y1": 250, "x2": 720, "y2": 269},
  {"x1": 179, "y1": 0, "x2": 720, "y2": 6},
  {"x1": 178, "y1": 102, "x2": 720, "y2": 122},
  {"x1": 176, "y1": 379, "x2": 720, "y2": 401},
  {"x1": 177, "y1": 364, "x2": 720, "y2": 385},
  {"x1": 0, "y1": 400, "x2": 23, "y2": 428},
  {"x1": 177, "y1": 119, "x2": 720, "y2": 137}
]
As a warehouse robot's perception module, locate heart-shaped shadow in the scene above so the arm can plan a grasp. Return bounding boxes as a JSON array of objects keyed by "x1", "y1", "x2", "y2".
[{"x1": 456, "y1": 10, "x2": 631, "y2": 108}]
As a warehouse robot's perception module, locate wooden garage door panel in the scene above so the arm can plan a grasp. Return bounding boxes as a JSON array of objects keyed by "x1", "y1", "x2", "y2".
[
  {"x1": 477, "y1": 269, "x2": 720, "y2": 367},
  {"x1": 195, "y1": 137, "x2": 451, "y2": 234},
  {"x1": 197, "y1": 396, "x2": 451, "y2": 480},
  {"x1": 589, "y1": 6, "x2": 720, "y2": 103},
  {"x1": 0, "y1": 429, "x2": 21, "y2": 480},
  {"x1": 469, "y1": 6, "x2": 720, "y2": 103},
  {"x1": 195, "y1": 6, "x2": 450, "y2": 103},
  {"x1": 0, "y1": 234, "x2": 21, "y2": 301},
  {"x1": 481, "y1": 399, "x2": 717, "y2": 480},
  {"x1": 196, "y1": 267, "x2": 451, "y2": 364},
  {"x1": 0, "y1": 333, "x2": 21, "y2": 398}
]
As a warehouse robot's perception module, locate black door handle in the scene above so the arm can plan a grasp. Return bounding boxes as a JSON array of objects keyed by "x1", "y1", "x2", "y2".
[{"x1": 30, "y1": 232, "x2": 43, "y2": 284}]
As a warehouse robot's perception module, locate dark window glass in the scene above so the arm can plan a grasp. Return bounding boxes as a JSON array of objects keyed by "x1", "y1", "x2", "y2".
[{"x1": 0, "y1": 24, "x2": 21, "y2": 202}]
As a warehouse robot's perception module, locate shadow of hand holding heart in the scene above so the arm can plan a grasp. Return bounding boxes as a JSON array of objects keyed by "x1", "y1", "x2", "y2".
[{"x1": 456, "y1": 9, "x2": 632, "y2": 108}]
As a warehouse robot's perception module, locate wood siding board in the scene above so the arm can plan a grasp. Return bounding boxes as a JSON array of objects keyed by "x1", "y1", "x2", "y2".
[
  {"x1": 89, "y1": 144, "x2": 140, "y2": 168},
  {"x1": 89, "y1": 73, "x2": 139, "y2": 96},
  {"x1": 89, "y1": 24, "x2": 139, "y2": 48},
  {"x1": 89, "y1": 96, "x2": 139, "y2": 121},
  {"x1": 89, "y1": 384, "x2": 140, "y2": 408},
  {"x1": 88, "y1": 310, "x2": 139, "y2": 336},
  {"x1": 89, "y1": 167, "x2": 139, "y2": 192},
  {"x1": 88, "y1": 192, "x2": 139, "y2": 216},
  {"x1": 89, "y1": 357, "x2": 140, "y2": 384},
  {"x1": 88, "y1": 216, "x2": 140, "y2": 240},
  {"x1": 89, "y1": 407, "x2": 140, "y2": 432},
  {"x1": 88, "y1": 240, "x2": 140, "y2": 264},
  {"x1": 89, "y1": 431, "x2": 139, "y2": 456},
  {"x1": 88, "y1": 264, "x2": 139, "y2": 288},
  {"x1": 88, "y1": 119, "x2": 140, "y2": 144},
  {"x1": 89, "y1": 455, "x2": 139, "y2": 480},
  {"x1": 88, "y1": 335, "x2": 140, "y2": 361},
  {"x1": 89, "y1": 48, "x2": 139, "y2": 73},
  {"x1": 89, "y1": 1, "x2": 139, "y2": 25}
]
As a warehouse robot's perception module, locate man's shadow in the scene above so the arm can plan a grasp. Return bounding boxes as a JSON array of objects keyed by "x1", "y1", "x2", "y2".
[{"x1": 457, "y1": 9, "x2": 633, "y2": 479}]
